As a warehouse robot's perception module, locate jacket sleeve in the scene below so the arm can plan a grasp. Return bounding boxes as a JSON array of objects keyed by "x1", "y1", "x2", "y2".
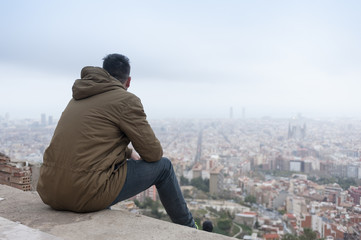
[{"x1": 118, "y1": 95, "x2": 163, "y2": 162}]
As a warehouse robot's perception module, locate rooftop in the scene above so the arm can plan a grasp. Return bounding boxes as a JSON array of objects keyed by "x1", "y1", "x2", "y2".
[{"x1": 0, "y1": 185, "x2": 234, "y2": 240}]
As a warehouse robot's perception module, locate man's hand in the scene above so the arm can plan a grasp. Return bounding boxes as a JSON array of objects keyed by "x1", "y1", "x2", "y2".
[{"x1": 130, "y1": 149, "x2": 141, "y2": 160}]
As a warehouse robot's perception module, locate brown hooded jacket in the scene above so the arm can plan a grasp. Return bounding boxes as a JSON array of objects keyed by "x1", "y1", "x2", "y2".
[{"x1": 37, "y1": 66, "x2": 163, "y2": 212}]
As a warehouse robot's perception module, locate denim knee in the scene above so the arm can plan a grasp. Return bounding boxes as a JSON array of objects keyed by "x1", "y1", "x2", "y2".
[
  {"x1": 160, "y1": 157, "x2": 171, "y2": 167},
  {"x1": 156, "y1": 157, "x2": 175, "y2": 188}
]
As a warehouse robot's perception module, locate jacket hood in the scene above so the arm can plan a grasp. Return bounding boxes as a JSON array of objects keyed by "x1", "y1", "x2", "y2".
[{"x1": 72, "y1": 66, "x2": 125, "y2": 100}]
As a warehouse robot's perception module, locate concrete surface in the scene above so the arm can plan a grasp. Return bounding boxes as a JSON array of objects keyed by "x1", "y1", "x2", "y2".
[
  {"x1": 0, "y1": 185, "x2": 235, "y2": 240},
  {"x1": 0, "y1": 217, "x2": 61, "y2": 240}
]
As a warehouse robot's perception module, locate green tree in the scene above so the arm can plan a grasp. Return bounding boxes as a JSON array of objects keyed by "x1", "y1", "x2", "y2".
[
  {"x1": 338, "y1": 177, "x2": 356, "y2": 190},
  {"x1": 278, "y1": 209, "x2": 286, "y2": 215},
  {"x1": 190, "y1": 177, "x2": 209, "y2": 192},
  {"x1": 299, "y1": 228, "x2": 317, "y2": 240},
  {"x1": 180, "y1": 175, "x2": 189, "y2": 186},
  {"x1": 217, "y1": 218, "x2": 232, "y2": 231},
  {"x1": 254, "y1": 220, "x2": 260, "y2": 229},
  {"x1": 183, "y1": 189, "x2": 192, "y2": 198},
  {"x1": 150, "y1": 205, "x2": 163, "y2": 219},
  {"x1": 303, "y1": 176, "x2": 356, "y2": 191},
  {"x1": 282, "y1": 228, "x2": 321, "y2": 240},
  {"x1": 133, "y1": 199, "x2": 140, "y2": 208},
  {"x1": 137, "y1": 198, "x2": 166, "y2": 220},
  {"x1": 239, "y1": 224, "x2": 252, "y2": 236},
  {"x1": 282, "y1": 234, "x2": 298, "y2": 240},
  {"x1": 244, "y1": 195, "x2": 257, "y2": 204},
  {"x1": 218, "y1": 209, "x2": 234, "y2": 220},
  {"x1": 143, "y1": 197, "x2": 155, "y2": 208}
]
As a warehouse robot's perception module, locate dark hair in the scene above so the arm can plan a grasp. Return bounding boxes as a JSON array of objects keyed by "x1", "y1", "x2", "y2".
[
  {"x1": 202, "y1": 220, "x2": 213, "y2": 232},
  {"x1": 102, "y1": 53, "x2": 131, "y2": 83}
]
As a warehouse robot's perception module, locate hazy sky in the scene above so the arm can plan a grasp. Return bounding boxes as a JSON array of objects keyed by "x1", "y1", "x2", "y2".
[{"x1": 1, "y1": 0, "x2": 361, "y2": 120}]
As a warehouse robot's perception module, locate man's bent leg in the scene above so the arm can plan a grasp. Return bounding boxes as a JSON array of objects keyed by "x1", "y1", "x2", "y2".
[
  {"x1": 109, "y1": 158, "x2": 196, "y2": 228},
  {"x1": 155, "y1": 158, "x2": 195, "y2": 228}
]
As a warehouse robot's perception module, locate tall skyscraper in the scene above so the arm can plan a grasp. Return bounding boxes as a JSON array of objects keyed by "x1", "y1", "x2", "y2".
[
  {"x1": 41, "y1": 114, "x2": 47, "y2": 126},
  {"x1": 192, "y1": 163, "x2": 202, "y2": 179},
  {"x1": 288, "y1": 122, "x2": 306, "y2": 139},
  {"x1": 48, "y1": 115, "x2": 53, "y2": 125},
  {"x1": 209, "y1": 166, "x2": 224, "y2": 196}
]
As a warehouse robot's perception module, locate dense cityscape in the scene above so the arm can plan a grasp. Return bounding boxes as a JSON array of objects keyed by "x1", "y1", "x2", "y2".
[{"x1": 1, "y1": 114, "x2": 361, "y2": 239}]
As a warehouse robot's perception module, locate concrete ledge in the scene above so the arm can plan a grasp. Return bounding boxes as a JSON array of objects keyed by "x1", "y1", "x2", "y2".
[
  {"x1": 0, "y1": 217, "x2": 62, "y2": 240},
  {"x1": 0, "y1": 185, "x2": 234, "y2": 240}
]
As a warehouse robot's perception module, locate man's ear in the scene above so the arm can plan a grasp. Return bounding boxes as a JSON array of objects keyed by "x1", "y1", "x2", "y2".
[{"x1": 125, "y1": 77, "x2": 131, "y2": 89}]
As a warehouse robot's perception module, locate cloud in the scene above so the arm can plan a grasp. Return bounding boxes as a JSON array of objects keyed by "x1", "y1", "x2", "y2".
[{"x1": 1, "y1": 1, "x2": 361, "y2": 119}]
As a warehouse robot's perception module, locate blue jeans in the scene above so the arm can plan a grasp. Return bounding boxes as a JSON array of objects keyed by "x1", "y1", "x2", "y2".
[{"x1": 109, "y1": 157, "x2": 196, "y2": 228}]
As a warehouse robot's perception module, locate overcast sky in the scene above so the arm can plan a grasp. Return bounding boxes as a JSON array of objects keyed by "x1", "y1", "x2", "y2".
[{"x1": 1, "y1": 0, "x2": 361, "y2": 120}]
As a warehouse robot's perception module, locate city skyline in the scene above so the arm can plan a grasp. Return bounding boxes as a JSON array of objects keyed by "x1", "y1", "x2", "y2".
[
  {"x1": 1, "y1": 112, "x2": 361, "y2": 238},
  {"x1": 1, "y1": 1, "x2": 361, "y2": 120}
]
